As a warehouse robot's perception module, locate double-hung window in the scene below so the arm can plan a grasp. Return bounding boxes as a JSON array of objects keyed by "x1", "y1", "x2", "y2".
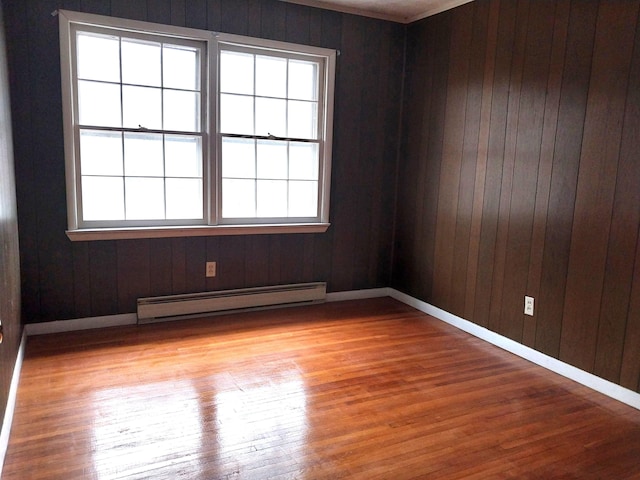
[{"x1": 59, "y1": 10, "x2": 335, "y2": 240}]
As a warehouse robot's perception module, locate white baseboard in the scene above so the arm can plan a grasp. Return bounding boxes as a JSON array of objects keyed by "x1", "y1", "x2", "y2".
[
  {"x1": 387, "y1": 288, "x2": 640, "y2": 411},
  {"x1": 24, "y1": 290, "x2": 393, "y2": 335},
  {"x1": 0, "y1": 330, "x2": 27, "y2": 477},
  {"x1": 25, "y1": 313, "x2": 137, "y2": 336},
  {"x1": 326, "y1": 287, "x2": 391, "y2": 302},
  {"x1": 17, "y1": 288, "x2": 640, "y2": 411},
  {"x1": 24, "y1": 289, "x2": 390, "y2": 335}
]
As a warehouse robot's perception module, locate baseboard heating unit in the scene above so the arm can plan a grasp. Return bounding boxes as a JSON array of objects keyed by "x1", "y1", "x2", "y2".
[{"x1": 137, "y1": 282, "x2": 327, "y2": 324}]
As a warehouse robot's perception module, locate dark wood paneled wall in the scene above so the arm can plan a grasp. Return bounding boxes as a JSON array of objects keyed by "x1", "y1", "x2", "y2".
[
  {"x1": 394, "y1": 0, "x2": 640, "y2": 393},
  {"x1": 0, "y1": 0, "x2": 21, "y2": 436},
  {"x1": 2, "y1": 0, "x2": 404, "y2": 323}
]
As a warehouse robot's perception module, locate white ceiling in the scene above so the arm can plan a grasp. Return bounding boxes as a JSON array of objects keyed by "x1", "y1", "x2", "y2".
[{"x1": 280, "y1": 0, "x2": 474, "y2": 23}]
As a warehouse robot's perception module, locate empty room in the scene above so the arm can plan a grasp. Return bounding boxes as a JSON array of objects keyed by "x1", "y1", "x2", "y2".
[{"x1": 1, "y1": 0, "x2": 640, "y2": 478}]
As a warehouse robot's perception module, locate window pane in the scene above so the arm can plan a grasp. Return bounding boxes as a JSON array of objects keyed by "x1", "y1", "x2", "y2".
[
  {"x1": 289, "y1": 142, "x2": 318, "y2": 180},
  {"x1": 255, "y1": 97, "x2": 286, "y2": 137},
  {"x1": 77, "y1": 33, "x2": 120, "y2": 82},
  {"x1": 81, "y1": 176, "x2": 125, "y2": 221},
  {"x1": 121, "y1": 39, "x2": 161, "y2": 87},
  {"x1": 257, "y1": 180, "x2": 287, "y2": 217},
  {"x1": 220, "y1": 94, "x2": 254, "y2": 135},
  {"x1": 222, "y1": 137, "x2": 255, "y2": 179},
  {"x1": 255, "y1": 56, "x2": 286, "y2": 98},
  {"x1": 164, "y1": 90, "x2": 200, "y2": 132},
  {"x1": 125, "y1": 177, "x2": 165, "y2": 220},
  {"x1": 257, "y1": 140, "x2": 287, "y2": 179},
  {"x1": 288, "y1": 100, "x2": 317, "y2": 139},
  {"x1": 288, "y1": 60, "x2": 318, "y2": 101},
  {"x1": 289, "y1": 181, "x2": 318, "y2": 217},
  {"x1": 220, "y1": 51, "x2": 254, "y2": 95},
  {"x1": 163, "y1": 45, "x2": 198, "y2": 90},
  {"x1": 80, "y1": 130, "x2": 123, "y2": 176},
  {"x1": 222, "y1": 179, "x2": 255, "y2": 218},
  {"x1": 78, "y1": 81, "x2": 121, "y2": 127},
  {"x1": 166, "y1": 178, "x2": 203, "y2": 219},
  {"x1": 122, "y1": 85, "x2": 162, "y2": 129},
  {"x1": 165, "y1": 135, "x2": 202, "y2": 178},
  {"x1": 124, "y1": 133, "x2": 164, "y2": 177}
]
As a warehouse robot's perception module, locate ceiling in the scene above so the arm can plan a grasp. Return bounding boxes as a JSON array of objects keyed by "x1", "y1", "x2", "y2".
[{"x1": 280, "y1": 0, "x2": 474, "y2": 23}]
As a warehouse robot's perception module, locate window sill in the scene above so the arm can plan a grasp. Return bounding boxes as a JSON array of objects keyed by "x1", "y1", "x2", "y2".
[{"x1": 66, "y1": 223, "x2": 330, "y2": 241}]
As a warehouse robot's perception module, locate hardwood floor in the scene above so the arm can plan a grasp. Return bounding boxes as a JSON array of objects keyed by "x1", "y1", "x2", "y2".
[{"x1": 4, "y1": 297, "x2": 640, "y2": 479}]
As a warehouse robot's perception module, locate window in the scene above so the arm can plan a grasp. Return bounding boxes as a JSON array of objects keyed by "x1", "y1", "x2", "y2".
[{"x1": 59, "y1": 10, "x2": 335, "y2": 240}]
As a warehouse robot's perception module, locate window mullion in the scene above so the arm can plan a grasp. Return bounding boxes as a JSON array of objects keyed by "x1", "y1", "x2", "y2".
[
  {"x1": 118, "y1": 36, "x2": 127, "y2": 222},
  {"x1": 253, "y1": 54, "x2": 258, "y2": 217}
]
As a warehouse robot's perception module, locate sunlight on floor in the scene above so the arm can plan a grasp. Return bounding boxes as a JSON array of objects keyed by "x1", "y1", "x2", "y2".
[
  {"x1": 91, "y1": 381, "x2": 204, "y2": 478},
  {"x1": 90, "y1": 371, "x2": 307, "y2": 478}
]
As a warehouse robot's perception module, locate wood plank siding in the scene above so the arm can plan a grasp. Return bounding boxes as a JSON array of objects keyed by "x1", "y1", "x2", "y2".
[
  {"x1": 2, "y1": 0, "x2": 404, "y2": 321},
  {"x1": 0, "y1": 0, "x2": 21, "y2": 437},
  {"x1": 394, "y1": 0, "x2": 640, "y2": 393}
]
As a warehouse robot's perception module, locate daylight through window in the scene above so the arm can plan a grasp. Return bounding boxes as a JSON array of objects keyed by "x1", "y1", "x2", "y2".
[{"x1": 59, "y1": 10, "x2": 335, "y2": 240}]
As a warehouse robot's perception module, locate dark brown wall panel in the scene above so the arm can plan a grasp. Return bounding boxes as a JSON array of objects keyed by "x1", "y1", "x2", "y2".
[
  {"x1": 111, "y1": 0, "x2": 146, "y2": 20},
  {"x1": 393, "y1": 13, "x2": 450, "y2": 301},
  {"x1": 71, "y1": 242, "x2": 91, "y2": 318},
  {"x1": 498, "y1": 1, "x2": 554, "y2": 343},
  {"x1": 116, "y1": 240, "x2": 151, "y2": 313},
  {"x1": 471, "y1": 0, "x2": 518, "y2": 329},
  {"x1": 594, "y1": 13, "x2": 640, "y2": 383},
  {"x1": 535, "y1": 0, "x2": 598, "y2": 358},
  {"x1": 148, "y1": 239, "x2": 173, "y2": 297},
  {"x1": 449, "y1": 2, "x2": 489, "y2": 319},
  {"x1": 0, "y1": 0, "x2": 22, "y2": 437},
  {"x1": 4, "y1": 0, "x2": 403, "y2": 323},
  {"x1": 523, "y1": 0, "x2": 571, "y2": 348},
  {"x1": 486, "y1": 0, "x2": 529, "y2": 338},
  {"x1": 170, "y1": 0, "x2": 185, "y2": 26},
  {"x1": 79, "y1": 0, "x2": 109, "y2": 16},
  {"x1": 431, "y1": 5, "x2": 474, "y2": 312},
  {"x1": 88, "y1": 241, "x2": 118, "y2": 316},
  {"x1": 392, "y1": 23, "x2": 425, "y2": 295},
  {"x1": 185, "y1": 0, "x2": 207, "y2": 30},
  {"x1": 395, "y1": 0, "x2": 640, "y2": 392},
  {"x1": 259, "y1": 0, "x2": 285, "y2": 41},
  {"x1": 464, "y1": 0, "x2": 500, "y2": 323},
  {"x1": 460, "y1": 2, "x2": 500, "y2": 318},
  {"x1": 559, "y1": 1, "x2": 639, "y2": 372},
  {"x1": 146, "y1": 0, "x2": 170, "y2": 25},
  {"x1": 220, "y1": 0, "x2": 249, "y2": 35}
]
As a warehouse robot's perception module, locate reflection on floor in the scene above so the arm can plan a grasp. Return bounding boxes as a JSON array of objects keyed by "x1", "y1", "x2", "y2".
[{"x1": 4, "y1": 298, "x2": 640, "y2": 479}]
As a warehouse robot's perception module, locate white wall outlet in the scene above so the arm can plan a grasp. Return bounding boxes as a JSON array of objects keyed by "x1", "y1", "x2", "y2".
[
  {"x1": 206, "y1": 261, "x2": 217, "y2": 278},
  {"x1": 524, "y1": 296, "x2": 534, "y2": 316}
]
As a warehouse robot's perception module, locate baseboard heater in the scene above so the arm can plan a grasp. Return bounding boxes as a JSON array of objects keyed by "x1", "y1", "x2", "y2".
[{"x1": 137, "y1": 282, "x2": 326, "y2": 324}]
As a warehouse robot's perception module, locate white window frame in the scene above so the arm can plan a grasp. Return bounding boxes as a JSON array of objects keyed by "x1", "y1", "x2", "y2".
[{"x1": 59, "y1": 10, "x2": 335, "y2": 241}]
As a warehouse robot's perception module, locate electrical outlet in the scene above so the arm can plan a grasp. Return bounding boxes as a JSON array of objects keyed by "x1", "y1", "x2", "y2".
[
  {"x1": 206, "y1": 261, "x2": 217, "y2": 278},
  {"x1": 524, "y1": 296, "x2": 534, "y2": 316}
]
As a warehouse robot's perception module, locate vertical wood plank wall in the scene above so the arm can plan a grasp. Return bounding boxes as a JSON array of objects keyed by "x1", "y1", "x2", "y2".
[
  {"x1": 394, "y1": 0, "x2": 640, "y2": 393},
  {"x1": 2, "y1": 0, "x2": 404, "y2": 323},
  {"x1": 0, "y1": 0, "x2": 21, "y2": 431}
]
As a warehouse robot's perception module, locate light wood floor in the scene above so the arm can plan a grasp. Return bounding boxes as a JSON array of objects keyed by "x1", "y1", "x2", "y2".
[{"x1": 4, "y1": 298, "x2": 640, "y2": 479}]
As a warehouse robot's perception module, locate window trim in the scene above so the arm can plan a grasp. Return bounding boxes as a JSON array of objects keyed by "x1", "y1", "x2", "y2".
[
  {"x1": 59, "y1": 10, "x2": 334, "y2": 241},
  {"x1": 70, "y1": 26, "x2": 210, "y2": 230}
]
